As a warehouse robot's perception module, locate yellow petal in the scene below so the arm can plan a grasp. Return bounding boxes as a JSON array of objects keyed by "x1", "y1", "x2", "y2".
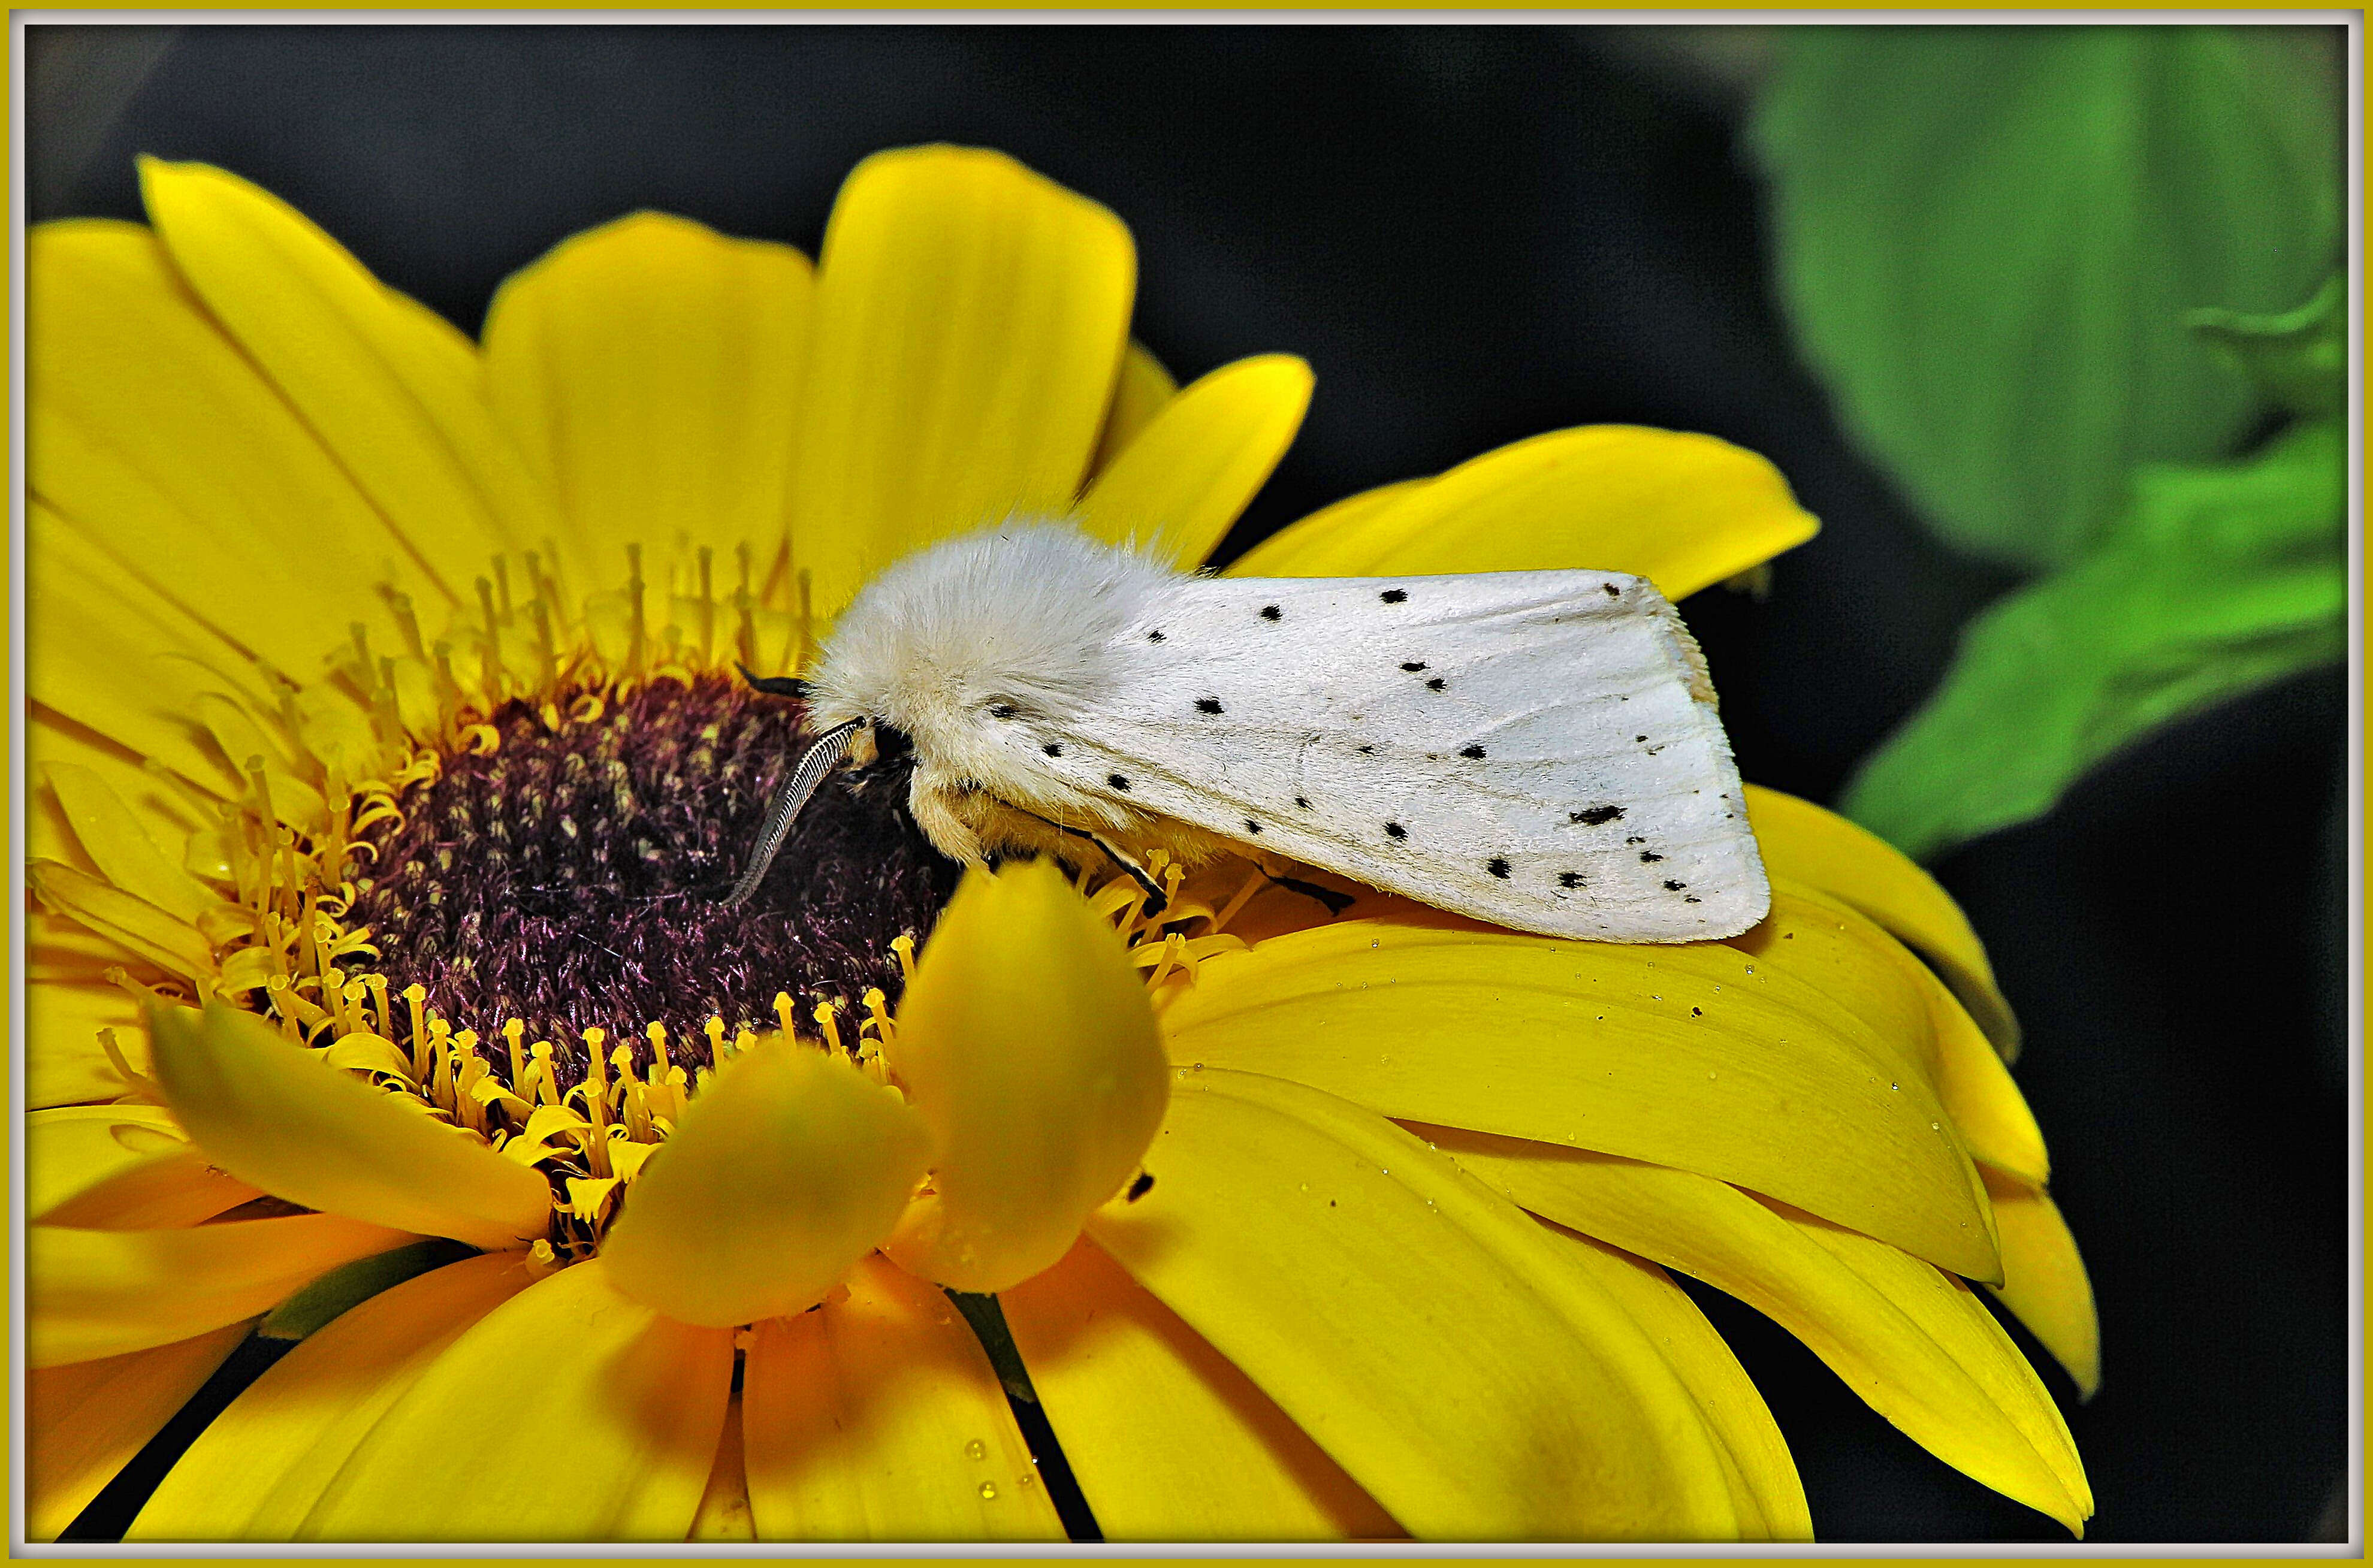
[
  {"x1": 31, "y1": 1213, "x2": 412, "y2": 1367},
  {"x1": 28, "y1": 1104, "x2": 189, "y2": 1219},
  {"x1": 741, "y1": 1254, "x2": 1065, "y2": 1541},
  {"x1": 28, "y1": 220, "x2": 454, "y2": 644},
  {"x1": 28, "y1": 706, "x2": 219, "y2": 845},
  {"x1": 1159, "y1": 919, "x2": 2000, "y2": 1280},
  {"x1": 1221, "y1": 477, "x2": 1429, "y2": 577},
  {"x1": 28, "y1": 1321, "x2": 252, "y2": 1542},
  {"x1": 1982, "y1": 1169, "x2": 2100, "y2": 1400},
  {"x1": 43, "y1": 763, "x2": 218, "y2": 925},
  {"x1": 1746, "y1": 784, "x2": 2020, "y2": 1058},
  {"x1": 26, "y1": 978, "x2": 150, "y2": 1110},
  {"x1": 689, "y1": 1398, "x2": 756, "y2": 1542},
  {"x1": 42, "y1": 1154, "x2": 257, "y2": 1231},
  {"x1": 128, "y1": 1252, "x2": 532, "y2": 1541},
  {"x1": 28, "y1": 901, "x2": 152, "y2": 986},
  {"x1": 137, "y1": 159, "x2": 552, "y2": 582},
  {"x1": 482, "y1": 211, "x2": 814, "y2": 590},
  {"x1": 882, "y1": 860, "x2": 1169, "y2": 1292},
  {"x1": 1088, "y1": 1068, "x2": 1740, "y2": 1540},
  {"x1": 1220, "y1": 425, "x2": 1818, "y2": 599},
  {"x1": 297, "y1": 1259, "x2": 732, "y2": 1542},
  {"x1": 29, "y1": 861, "x2": 214, "y2": 982},
  {"x1": 786, "y1": 145, "x2": 1136, "y2": 618},
  {"x1": 600, "y1": 1041, "x2": 930, "y2": 1327},
  {"x1": 149, "y1": 1002, "x2": 552, "y2": 1250},
  {"x1": 1536, "y1": 1226, "x2": 1810, "y2": 1542},
  {"x1": 19, "y1": 530, "x2": 250, "y2": 801},
  {"x1": 1432, "y1": 1131, "x2": 2090, "y2": 1534},
  {"x1": 1761, "y1": 880, "x2": 2048, "y2": 1186},
  {"x1": 1735, "y1": 884, "x2": 2037, "y2": 1201},
  {"x1": 1075, "y1": 354, "x2": 1312, "y2": 570},
  {"x1": 1003, "y1": 1237, "x2": 1403, "y2": 1540},
  {"x1": 1088, "y1": 339, "x2": 1178, "y2": 478}
]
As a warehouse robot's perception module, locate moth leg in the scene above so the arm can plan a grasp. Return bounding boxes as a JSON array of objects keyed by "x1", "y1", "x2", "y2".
[
  {"x1": 1266, "y1": 872, "x2": 1354, "y2": 919},
  {"x1": 1013, "y1": 808, "x2": 1169, "y2": 917},
  {"x1": 908, "y1": 778, "x2": 989, "y2": 868}
]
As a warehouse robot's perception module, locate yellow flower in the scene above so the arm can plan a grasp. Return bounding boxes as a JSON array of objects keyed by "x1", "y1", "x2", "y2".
[{"x1": 25, "y1": 145, "x2": 2096, "y2": 1543}]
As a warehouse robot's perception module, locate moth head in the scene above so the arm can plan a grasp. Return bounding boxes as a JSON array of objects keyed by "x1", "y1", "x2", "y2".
[{"x1": 803, "y1": 522, "x2": 1172, "y2": 782}]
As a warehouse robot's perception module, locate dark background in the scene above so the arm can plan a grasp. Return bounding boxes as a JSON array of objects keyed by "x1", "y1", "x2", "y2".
[{"x1": 26, "y1": 22, "x2": 2353, "y2": 1544}]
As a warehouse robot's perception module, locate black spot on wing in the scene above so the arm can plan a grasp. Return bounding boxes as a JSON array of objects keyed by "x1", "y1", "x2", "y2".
[
  {"x1": 1401, "y1": 660, "x2": 1427, "y2": 672},
  {"x1": 1147, "y1": 629, "x2": 1165, "y2": 642},
  {"x1": 1109, "y1": 774, "x2": 1131, "y2": 791},
  {"x1": 1425, "y1": 678, "x2": 1447, "y2": 692},
  {"x1": 1042, "y1": 742, "x2": 1063, "y2": 757},
  {"x1": 1260, "y1": 605, "x2": 1282, "y2": 621},
  {"x1": 1640, "y1": 851, "x2": 1663, "y2": 863},
  {"x1": 1379, "y1": 589, "x2": 1407, "y2": 604},
  {"x1": 1486, "y1": 857, "x2": 1511, "y2": 879},
  {"x1": 1663, "y1": 880, "x2": 1686, "y2": 891},
  {"x1": 1571, "y1": 805, "x2": 1625, "y2": 826},
  {"x1": 1384, "y1": 822, "x2": 1407, "y2": 839},
  {"x1": 988, "y1": 703, "x2": 1017, "y2": 719},
  {"x1": 1357, "y1": 745, "x2": 1375, "y2": 754},
  {"x1": 1558, "y1": 871, "x2": 1584, "y2": 889},
  {"x1": 1195, "y1": 699, "x2": 1224, "y2": 715},
  {"x1": 1459, "y1": 745, "x2": 1486, "y2": 760},
  {"x1": 1625, "y1": 835, "x2": 1646, "y2": 845},
  {"x1": 1603, "y1": 582, "x2": 1621, "y2": 597},
  {"x1": 1294, "y1": 796, "x2": 1311, "y2": 808},
  {"x1": 1243, "y1": 819, "x2": 1262, "y2": 834}
]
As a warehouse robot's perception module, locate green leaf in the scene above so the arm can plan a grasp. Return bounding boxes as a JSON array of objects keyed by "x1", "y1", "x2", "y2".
[
  {"x1": 2189, "y1": 271, "x2": 2347, "y2": 418},
  {"x1": 1841, "y1": 418, "x2": 2346, "y2": 859},
  {"x1": 1752, "y1": 26, "x2": 2341, "y2": 569}
]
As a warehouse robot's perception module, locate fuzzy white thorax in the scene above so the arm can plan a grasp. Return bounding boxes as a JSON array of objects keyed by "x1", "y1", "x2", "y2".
[{"x1": 804, "y1": 522, "x2": 1181, "y2": 829}]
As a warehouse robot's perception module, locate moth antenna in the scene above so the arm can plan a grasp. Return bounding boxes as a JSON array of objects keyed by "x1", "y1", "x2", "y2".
[
  {"x1": 721, "y1": 718, "x2": 862, "y2": 910},
  {"x1": 1015, "y1": 806, "x2": 1169, "y2": 917},
  {"x1": 736, "y1": 661, "x2": 811, "y2": 702}
]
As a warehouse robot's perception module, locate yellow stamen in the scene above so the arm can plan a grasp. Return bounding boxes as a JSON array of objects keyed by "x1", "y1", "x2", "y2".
[
  {"x1": 626, "y1": 543, "x2": 649, "y2": 678},
  {"x1": 813, "y1": 1002, "x2": 843, "y2": 1054},
  {"x1": 98, "y1": 1026, "x2": 165, "y2": 1101},
  {"x1": 475, "y1": 576, "x2": 505, "y2": 702},
  {"x1": 385, "y1": 588, "x2": 427, "y2": 661},
  {"x1": 577, "y1": 1028, "x2": 611, "y2": 1132},
  {"x1": 503, "y1": 1017, "x2": 529, "y2": 1090},
  {"x1": 1210, "y1": 866, "x2": 1268, "y2": 932},
  {"x1": 696, "y1": 545, "x2": 716, "y2": 661},
  {"x1": 861, "y1": 987, "x2": 895, "y2": 1047},
  {"x1": 733, "y1": 541, "x2": 758, "y2": 667},
  {"x1": 891, "y1": 932, "x2": 917, "y2": 982},
  {"x1": 795, "y1": 567, "x2": 816, "y2": 674}
]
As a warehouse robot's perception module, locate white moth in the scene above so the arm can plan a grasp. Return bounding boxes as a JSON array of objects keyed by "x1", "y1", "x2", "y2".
[{"x1": 729, "y1": 522, "x2": 1770, "y2": 942}]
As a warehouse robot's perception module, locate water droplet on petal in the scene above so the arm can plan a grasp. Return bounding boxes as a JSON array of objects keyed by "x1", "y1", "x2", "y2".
[
  {"x1": 965, "y1": 1439, "x2": 986, "y2": 1462},
  {"x1": 1930, "y1": 1120, "x2": 1942, "y2": 1131},
  {"x1": 979, "y1": 1482, "x2": 999, "y2": 1501}
]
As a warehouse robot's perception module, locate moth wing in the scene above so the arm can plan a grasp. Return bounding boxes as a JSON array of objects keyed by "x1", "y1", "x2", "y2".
[{"x1": 1056, "y1": 569, "x2": 1768, "y2": 941}]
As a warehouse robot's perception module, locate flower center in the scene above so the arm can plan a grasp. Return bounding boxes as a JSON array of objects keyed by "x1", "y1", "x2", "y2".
[{"x1": 347, "y1": 670, "x2": 959, "y2": 1077}]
